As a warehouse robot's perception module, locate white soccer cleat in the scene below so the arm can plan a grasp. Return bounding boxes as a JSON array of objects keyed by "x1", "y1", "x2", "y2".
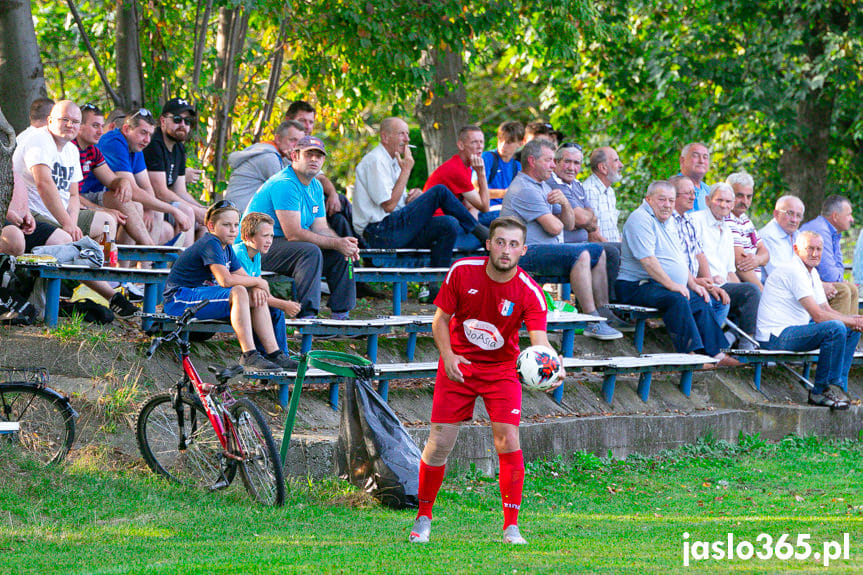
[
  {"x1": 503, "y1": 524, "x2": 527, "y2": 545},
  {"x1": 409, "y1": 515, "x2": 431, "y2": 543}
]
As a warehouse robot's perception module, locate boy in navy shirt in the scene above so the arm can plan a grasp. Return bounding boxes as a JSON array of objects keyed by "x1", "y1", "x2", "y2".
[{"x1": 163, "y1": 201, "x2": 296, "y2": 371}]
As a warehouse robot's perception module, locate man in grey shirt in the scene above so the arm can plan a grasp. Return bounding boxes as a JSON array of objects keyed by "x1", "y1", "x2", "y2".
[
  {"x1": 501, "y1": 139, "x2": 622, "y2": 340},
  {"x1": 616, "y1": 180, "x2": 738, "y2": 365}
]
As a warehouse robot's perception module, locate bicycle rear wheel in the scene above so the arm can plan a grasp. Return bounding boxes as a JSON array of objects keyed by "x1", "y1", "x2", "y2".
[
  {"x1": 0, "y1": 383, "x2": 75, "y2": 464},
  {"x1": 229, "y1": 398, "x2": 285, "y2": 506},
  {"x1": 136, "y1": 390, "x2": 234, "y2": 490}
]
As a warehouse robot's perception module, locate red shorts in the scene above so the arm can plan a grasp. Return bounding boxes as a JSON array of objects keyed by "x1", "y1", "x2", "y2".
[{"x1": 431, "y1": 359, "x2": 522, "y2": 426}]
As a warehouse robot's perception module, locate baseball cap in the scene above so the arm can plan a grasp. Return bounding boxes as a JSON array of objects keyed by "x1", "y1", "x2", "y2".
[
  {"x1": 296, "y1": 135, "x2": 327, "y2": 155},
  {"x1": 161, "y1": 97, "x2": 196, "y2": 117}
]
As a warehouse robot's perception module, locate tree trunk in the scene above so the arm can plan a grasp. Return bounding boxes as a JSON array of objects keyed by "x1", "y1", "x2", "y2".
[
  {"x1": 116, "y1": 0, "x2": 145, "y2": 110},
  {"x1": 254, "y1": 17, "x2": 288, "y2": 142},
  {"x1": 414, "y1": 48, "x2": 470, "y2": 172},
  {"x1": 0, "y1": 0, "x2": 48, "y2": 132},
  {"x1": 192, "y1": 0, "x2": 214, "y2": 87},
  {"x1": 777, "y1": 89, "x2": 834, "y2": 212},
  {"x1": 0, "y1": 105, "x2": 15, "y2": 217},
  {"x1": 205, "y1": 7, "x2": 249, "y2": 197}
]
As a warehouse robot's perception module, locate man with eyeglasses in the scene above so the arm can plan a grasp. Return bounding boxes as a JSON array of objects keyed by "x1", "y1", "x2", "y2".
[
  {"x1": 759, "y1": 195, "x2": 805, "y2": 278},
  {"x1": 74, "y1": 103, "x2": 155, "y2": 249},
  {"x1": 11, "y1": 100, "x2": 139, "y2": 318},
  {"x1": 144, "y1": 98, "x2": 208, "y2": 229},
  {"x1": 800, "y1": 195, "x2": 858, "y2": 316},
  {"x1": 83, "y1": 107, "x2": 194, "y2": 246}
]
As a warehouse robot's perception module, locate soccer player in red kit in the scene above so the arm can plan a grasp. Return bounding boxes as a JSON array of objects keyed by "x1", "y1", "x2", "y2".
[{"x1": 409, "y1": 216, "x2": 564, "y2": 545}]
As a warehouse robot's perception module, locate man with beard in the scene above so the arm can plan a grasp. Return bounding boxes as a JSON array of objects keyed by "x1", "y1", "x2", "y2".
[
  {"x1": 408, "y1": 216, "x2": 562, "y2": 546},
  {"x1": 144, "y1": 98, "x2": 207, "y2": 228},
  {"x1": 583, "y1": 146, "x2": 623, "y2": 243}
]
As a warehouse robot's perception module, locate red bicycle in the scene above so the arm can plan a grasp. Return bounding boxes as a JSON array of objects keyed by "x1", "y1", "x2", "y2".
[{"x1": 135, "y1": 301, "x2": 285, "y2": 506}]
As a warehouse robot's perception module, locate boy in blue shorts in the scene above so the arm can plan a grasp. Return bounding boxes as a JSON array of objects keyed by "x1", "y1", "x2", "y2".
[
  {"x1": 233, "y1": 212, "x2": 301, "y2": 353},
  {"x1": 163, "y1": 201, "x2": 296, "y2": 371}
]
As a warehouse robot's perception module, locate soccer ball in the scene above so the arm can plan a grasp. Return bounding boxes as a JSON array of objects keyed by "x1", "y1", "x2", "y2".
[{"x1": 517, "y1": 345, "x2": 562, "y2": 391}]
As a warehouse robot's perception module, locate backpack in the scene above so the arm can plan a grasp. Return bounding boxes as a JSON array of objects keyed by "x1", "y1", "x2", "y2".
[{"x1": 0, "y1": 256, "x2": 38, "y2": 325}]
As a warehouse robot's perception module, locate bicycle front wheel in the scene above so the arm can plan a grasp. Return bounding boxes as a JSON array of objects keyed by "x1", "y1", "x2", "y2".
[
  {"x1": 136, "y1": 391, "x2": 234, "y2": 490},
  {"x1": 0, "y1": 383, "x2": 75, "y2": 464},
  {"x1": 229, "y1": 398, "x2": 285, "y2": 506}
]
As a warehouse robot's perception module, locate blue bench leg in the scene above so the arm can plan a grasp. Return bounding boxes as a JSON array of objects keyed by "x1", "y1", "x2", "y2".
[
  {"x1": 300, "y1": 334, "x2": 313, "y2": 354},
  {"x1": 552, "y1": 380, "x2": 564, "y2": 404},
  {"x1": 392, "y1": 283, "x2": 402, "y2": 315},
  {"x1": 602, "y1": 373, "x2": 617, "y2": 403},
  {"x1": 401, "y1": 281, "x2": 408, "y2": 302},
  {"x1": 367, "y1": 335, "x2": 378, "y2": 362},
  {"x1": 561, "y1": 329, "x2": 575, "y2": 358},
  {"x1": 142, "y1": 283, "x2": 159, "y2": 332},
  {"x1": 407, "y1": 333, "x2": 418, "y2": 361},
  {"x1": 561, "y1": 283, "x2": 571, "y2": 301},
  {"x1": 754, "y1": 362, "x2": 762, "y2": 391},
  {"x1": 803, "y1": 361, "x2": 811, "y2": 380},
  {"x1": 45, "y1": 278, "x2": 61, "y2": 328},
  {"x1": 679, "y1": 370, "x2": 693, "y2": 397},
  {"x1": 378, "y1": 379, "x2": 389, "y2": 401},
  {"x1": 634, "y1": 319, "x2": 646, "y2": 353},
  {"x1": 278, "y1": 381, "x2": 291, "y2": 408},
  {"x1": 637, "y1": 372, "x2": 652, "y2": 401},
  {"x1": 329, "y1": 382, "x2": 339, "y2": 411}
]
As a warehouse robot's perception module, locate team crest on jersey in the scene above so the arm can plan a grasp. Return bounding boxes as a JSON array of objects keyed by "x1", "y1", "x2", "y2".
[
  {"x1": 499, "y1": 299, "x2": 514, "y2": 316},
  {"x1": 463, "y1": 318, "x2": 504, "y2": 350}
]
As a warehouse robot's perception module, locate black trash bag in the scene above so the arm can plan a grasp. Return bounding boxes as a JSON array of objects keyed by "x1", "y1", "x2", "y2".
[
  {"x1": 59, "y1": 299, "x2": 114, "y2": 324},
  {"x1": 335, "y1": 369, "x2": 421, "y2": 509}
]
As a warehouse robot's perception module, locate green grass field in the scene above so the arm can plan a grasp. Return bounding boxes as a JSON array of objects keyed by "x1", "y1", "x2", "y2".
[{"x1": 2, "y1": 434, "x2": 862, "y2": 574}]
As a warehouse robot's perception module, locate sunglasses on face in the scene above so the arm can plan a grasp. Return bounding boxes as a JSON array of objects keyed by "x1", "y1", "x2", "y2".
[{"x1": 171, "y1": 115, "x2": 194, "y2": 126}]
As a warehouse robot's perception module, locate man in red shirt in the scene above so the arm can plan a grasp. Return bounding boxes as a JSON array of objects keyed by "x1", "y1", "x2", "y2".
[
  {"x1": 424, "y1": 125, "x2": 492, "y2": 250},
  {"x1": 409, "y1": 216, "x2": 564, "y2": 545}
]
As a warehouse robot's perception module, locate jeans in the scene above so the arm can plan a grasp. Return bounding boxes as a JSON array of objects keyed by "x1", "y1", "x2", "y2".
[
  {"x1": 759, "y1": 320, "x2": 860, "y2": 393},
  {"x1": 615, "y1": 279, "x2": 727, "y2": 355},
  {"x1": 261, "y1": 237, "x2": 355, "y2": 318},
  {"x1": 363, "y1": 184, "x2": 480, "y2": 268},
  {"x1": 519, "y1": 243, "x2": 603, "y2": 280},
  {"x1": 598, "y1": 242, "x2": 621, "y2": 302},
  {"x1": 722, "y1": 281, "x2": 760, "y2": 335}
]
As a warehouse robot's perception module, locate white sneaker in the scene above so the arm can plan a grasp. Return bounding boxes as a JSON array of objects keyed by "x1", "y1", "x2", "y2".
[
  {"x1": 503, "y1": 524, "x2": 527, "y2": 544},
  {"x1": 409, "y1": 515, "x2": 431, "y2": 543}
]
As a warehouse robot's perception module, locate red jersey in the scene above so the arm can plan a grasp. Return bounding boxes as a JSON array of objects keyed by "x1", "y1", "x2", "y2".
[
  {"x1": 424, "y1": 154, "x2": 474, "y2": 217},
  {"x1": 434, "y1": 257, "x2": 547, "y2": 364}
]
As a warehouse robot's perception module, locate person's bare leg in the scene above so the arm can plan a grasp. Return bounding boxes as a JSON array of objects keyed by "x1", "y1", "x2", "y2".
[
  {"x1": 250, "y1": 302, "x2": 280, "y2": 354},
  {"x1": 569, "y1": 250, "x2": 596, "y2": 314},
  {"x1": 104, "y1": 194, "x2": 154, "y2": 245},
  {"x1": 736, "y1": 269, "x2": 763, "y2": 289},
  {"x1": 83, "y1": 281, "x2": 117, "y2": 300},
  {"x1": 590, "y1": 251, "x2": 610, "y2": 308},
  {"x1": 0, "y1": 226, "x2": 25, "y2": 255},
  {"x1": 229, "y1": 286, "x2": 257, "y2": 352},
  {"x1": 86, "y1": 211, "x2": 117, "y2": 241}
]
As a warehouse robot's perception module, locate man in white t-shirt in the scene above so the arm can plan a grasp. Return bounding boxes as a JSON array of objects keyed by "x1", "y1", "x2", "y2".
[
  {"x1": 13, "y1": 100, "x2": 116, "y2": 243},
  {"x1": 11, "y1": 100, "x2": 137, "y2": 318},
  {"x1": 756, "y1": 231, "x2": 863, "y2": 409}
]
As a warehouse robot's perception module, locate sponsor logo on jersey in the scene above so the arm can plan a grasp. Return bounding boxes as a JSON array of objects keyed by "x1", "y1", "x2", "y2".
[
  {"x1": 468, "y1": 288, "x2": 478, "y2": 295},
  {"x1": 463, "y1": 318, "x2": 504, "y2": 350},
  {"x1": 499, "y1": 299, "x2": 514, "y2": 316},
  {"x1": 510, "y1": 408, "x2": 520, "y2": 415},
  {"x1": 312, "y1": 205, "x2": 319, "y2": 214}
]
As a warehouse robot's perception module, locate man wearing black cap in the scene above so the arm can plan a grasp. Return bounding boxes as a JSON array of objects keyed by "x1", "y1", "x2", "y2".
[
  {"x1": 240, "y1": 135, "x2": 358, "y2": 319},
  {"x1": 144, "y1": 98, "x2": 207, "y2": 228}
]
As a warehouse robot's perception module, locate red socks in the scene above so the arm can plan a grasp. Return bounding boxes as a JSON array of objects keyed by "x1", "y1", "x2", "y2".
[
  {"x1": 416, "y1": 460, "x2": 446, "y2": 519},
  {"x1": 498, "y1": 450, "x2": 524, "y2": 529}
]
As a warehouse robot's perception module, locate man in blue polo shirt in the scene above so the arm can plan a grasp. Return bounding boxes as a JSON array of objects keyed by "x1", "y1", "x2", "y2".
[
  {"x1": 616, "y1": 180, "x2": 738, "y2": 366},
  {"x1": 241, "y1": 135, "x2": 358, "y2": 319}
]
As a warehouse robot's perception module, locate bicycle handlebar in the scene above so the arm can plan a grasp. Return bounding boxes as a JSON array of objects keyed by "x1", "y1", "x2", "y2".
[{"x1": 145, "y1": 300, "x2": 210, "y2": 358}]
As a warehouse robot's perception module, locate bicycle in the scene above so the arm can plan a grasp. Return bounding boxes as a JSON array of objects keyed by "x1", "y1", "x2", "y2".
[
  {"x1": 135, "y1": 301, "x2": 286, "y2": 506},
  {"x1": 0, "y1": 367, "x2": 77, "y2": 464}
]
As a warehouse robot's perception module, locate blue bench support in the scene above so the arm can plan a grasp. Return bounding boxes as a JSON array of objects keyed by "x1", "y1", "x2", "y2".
[
  {"x1": 732, "y1": 349, "x2": 821, "y2": 391},
  {"x1": 599, "y1": 353, "x2": 716, "y2": 403},
  {"x1": 607, "y1": 304, "x2": 662, "y2": 353}
]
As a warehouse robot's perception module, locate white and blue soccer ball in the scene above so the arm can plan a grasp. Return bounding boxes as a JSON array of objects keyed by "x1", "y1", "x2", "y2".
[{"x1": 517, "y1": 345, "x2": 562, "y2": 391}]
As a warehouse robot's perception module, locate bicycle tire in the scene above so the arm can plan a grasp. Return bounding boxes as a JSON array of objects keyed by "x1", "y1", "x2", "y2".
[
  {"x1": 0, "y1": 383, "x2": 75, "y2": 464},
  {"x1": 136, "y1": 390, "x2": 235, "y2": 490},
  {"x1": 229, "y1": 398, "x2": 285, "y2": 506}
]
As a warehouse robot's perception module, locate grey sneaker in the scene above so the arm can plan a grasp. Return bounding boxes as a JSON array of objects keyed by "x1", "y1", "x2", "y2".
[
  {"x1": 240, "y1": 351, "x2": 281, "y2": 372},
  {"x1": 409, "y1": 515, "x2": 431, "y2": 543},
  {"x1": 596, "y1": 307, "x2": 634, "y2": 332},
  {"x1": 808, "y1": 385, "x2": 850, "y2": 410},
  {"x1": 583, "y1": 320, "x2": 623, "y2": 341},
  {"x1": 267, "y1": 351, "x2": 299, "y2": 371},
  {"x1": 503, "y1": 524, "x2": 527, "y2": 544}
]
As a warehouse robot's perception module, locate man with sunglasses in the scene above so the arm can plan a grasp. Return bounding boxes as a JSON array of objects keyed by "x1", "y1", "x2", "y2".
[
  {"x1": 759, "y1": 195, "x2": 805, "y2": 278},
  {"x1": 144, "y1": 98, "x2": 208, "y2": 229}
]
